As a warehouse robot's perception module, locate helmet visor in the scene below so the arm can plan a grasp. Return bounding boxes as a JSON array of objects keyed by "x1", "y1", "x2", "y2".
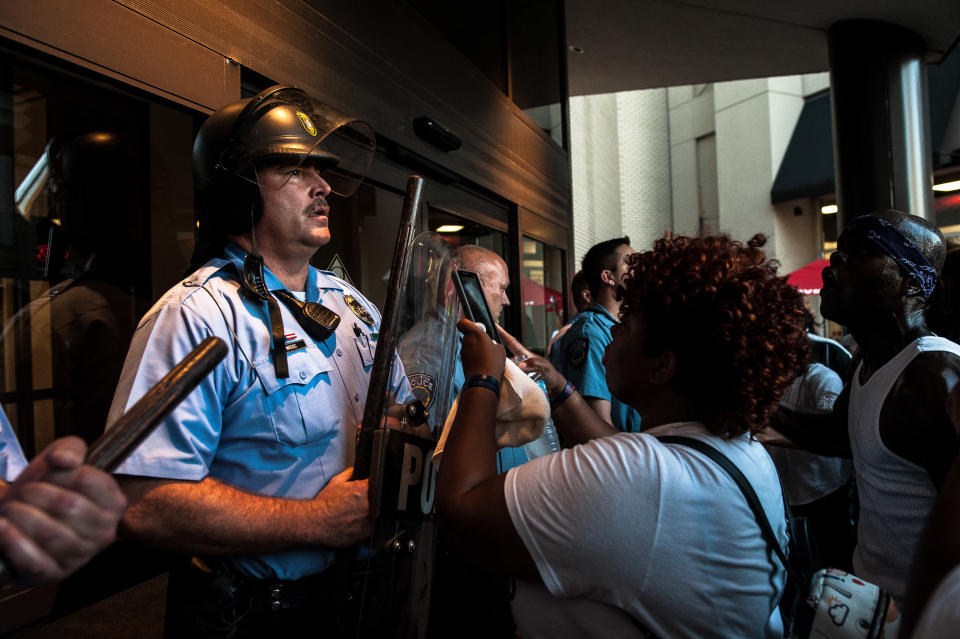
[
  {"x1": 15, "y1": 144, "x2": 53, "y2": 222},
  {"x1": 223, "y1": 87, "x2": 375, "y2": 197}
]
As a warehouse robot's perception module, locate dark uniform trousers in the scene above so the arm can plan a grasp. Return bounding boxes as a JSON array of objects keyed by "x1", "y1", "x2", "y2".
[{"x1": 164, "y1": 558, "x2": 351, "y2": 638}]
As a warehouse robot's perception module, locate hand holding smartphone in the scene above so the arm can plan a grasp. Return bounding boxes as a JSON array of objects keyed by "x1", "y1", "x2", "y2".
[{"x1": 452, "y1": 269, "x2": 501, "y2": 344}]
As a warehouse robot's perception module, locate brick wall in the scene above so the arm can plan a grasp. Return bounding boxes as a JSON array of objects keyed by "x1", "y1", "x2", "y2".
[{"x1": 568, "y1": 88, "x2": 672, "y2": 268}]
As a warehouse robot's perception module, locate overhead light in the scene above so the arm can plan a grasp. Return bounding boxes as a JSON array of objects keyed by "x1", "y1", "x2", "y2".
[
  {"x1": 821, "y1": 204, "x2": 838, "y2": 215},
  {"x1": 933, "y1": 180, "x2": 960, "y2": 192},
  {"x1": 436, "y1": 225, "x2": 464, "y2": 233}
]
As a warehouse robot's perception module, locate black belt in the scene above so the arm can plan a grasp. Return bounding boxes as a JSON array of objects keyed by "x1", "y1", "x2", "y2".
[
  {"x1": 192, "y1": 558, "x2": 339, "y2": 612},
  {"x1": 248, "y1": 571, "x2": 339, "y2": 611}
]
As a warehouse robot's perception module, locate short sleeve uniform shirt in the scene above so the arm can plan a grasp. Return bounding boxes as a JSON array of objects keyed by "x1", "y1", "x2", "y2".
[
  {"x1": 110, "y1": 244, "x2": 411, "y2": 580},
  {"x1": 550, "y1": 303, "x2": 640, "y2": 433}
]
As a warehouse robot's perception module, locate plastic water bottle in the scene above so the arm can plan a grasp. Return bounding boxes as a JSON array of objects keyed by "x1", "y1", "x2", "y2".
[
  {"x1": 515, "y1": 355, "x2": 562, "y2": 459},
  {"x1": 524, "y1": 416, "x2": 561, "y2": 459}
]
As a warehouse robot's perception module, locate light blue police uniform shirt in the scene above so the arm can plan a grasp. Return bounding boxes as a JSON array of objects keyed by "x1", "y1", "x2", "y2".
[
  {"x1": 110, "y1": 243, "x2": 412, "y2": 580},
  {"x1": 452, "y1": 342, "x2": 528, "y2": 473},
  {"x1": 0, "y1": 411, "x2": 27, "y2": 482},
  {"x1": 549, "y1": 302, "x2": 641, "y2": 433}
]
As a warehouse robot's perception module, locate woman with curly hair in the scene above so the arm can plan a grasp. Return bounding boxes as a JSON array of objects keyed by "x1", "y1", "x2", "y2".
[{"x1": 436, "y1": 233, "x2": 808, "y2": 638}]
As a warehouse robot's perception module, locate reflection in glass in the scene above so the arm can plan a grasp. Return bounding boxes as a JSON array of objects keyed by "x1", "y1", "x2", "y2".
[
  {"x1": 0, "y1": 57, "x2": 179, "y2": 623},
  {"x1": 521, "y1": 237, "x2": 564, "y2": 355},
  {"x1": 0, "y1": 67, "x2": 153, "y2": 457}
]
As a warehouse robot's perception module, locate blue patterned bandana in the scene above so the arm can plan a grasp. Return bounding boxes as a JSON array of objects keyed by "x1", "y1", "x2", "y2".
[{"x1": 846, "y1": 215, "x2": 937, "y2": 299}]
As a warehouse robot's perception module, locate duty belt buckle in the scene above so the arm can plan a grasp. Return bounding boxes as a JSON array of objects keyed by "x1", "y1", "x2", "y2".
[{"x1": 269, "y1": 583, "x2": 283, "y2": 611}]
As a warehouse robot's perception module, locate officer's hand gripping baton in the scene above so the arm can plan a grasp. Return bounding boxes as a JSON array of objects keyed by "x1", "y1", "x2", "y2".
[{"x1": 0, "y1": 335, "x2": 228, "y2": 585}]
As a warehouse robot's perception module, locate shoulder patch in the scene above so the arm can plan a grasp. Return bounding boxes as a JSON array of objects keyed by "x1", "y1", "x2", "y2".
[{"x1": 568, "y1": 336, "x2": 588, "y2": 367}]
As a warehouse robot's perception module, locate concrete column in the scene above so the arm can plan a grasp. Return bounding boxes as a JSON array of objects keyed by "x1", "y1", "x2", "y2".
[{"x1": 828, "y1": 19, "x2": 933, "y2": 229}]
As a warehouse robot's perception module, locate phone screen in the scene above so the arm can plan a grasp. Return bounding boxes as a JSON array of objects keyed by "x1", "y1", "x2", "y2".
[{"x1": 452, "y1": 269, "x2": 501, "y2": 344}]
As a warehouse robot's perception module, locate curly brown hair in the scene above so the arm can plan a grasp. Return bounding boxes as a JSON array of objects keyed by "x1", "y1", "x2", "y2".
[{"x1": 622, "y1": 234, "x2": 808, "y2": 437}]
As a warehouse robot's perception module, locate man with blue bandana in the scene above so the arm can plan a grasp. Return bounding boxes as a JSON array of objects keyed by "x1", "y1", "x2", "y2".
[
  {"x1": 551, "y1": 237, "x2": 641, "y2": 433},
  {"x1": 770, "y1": 209, "x2": 960, "y2": 609},
  {"x1": 109, "y1": 86, "x2": 411, "y2": 637}
]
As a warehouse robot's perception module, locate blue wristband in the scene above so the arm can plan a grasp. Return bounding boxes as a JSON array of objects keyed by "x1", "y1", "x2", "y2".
[
  {"x1": 462, "y1": 374, "x2": 501, "y2": 398},
  {"x1": 550, "y1": 381, "x2": 575, "y2": 411}
]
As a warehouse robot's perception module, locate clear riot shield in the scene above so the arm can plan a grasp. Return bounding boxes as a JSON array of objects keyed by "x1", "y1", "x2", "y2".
[
  {"x1": 352, "y1": 231, "x2": 460, "y2": 638},
  {"x1": 344, "y1": 177, "x2": 461, "y2": 639},
  {"x1": 395, "y1": 232, "x2": 461, "y2": 436}
]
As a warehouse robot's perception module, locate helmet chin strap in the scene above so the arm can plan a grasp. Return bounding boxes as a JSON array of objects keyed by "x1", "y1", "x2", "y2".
[
  {"x1": 249, "y1": 200, "x2": 259, "y2": 257},
  {"x1": 239, "y1": 187, "x2": 340, "y2": 379},
  {"x1": 241, "y1": 193, "x2": 290, "y2": 378}
]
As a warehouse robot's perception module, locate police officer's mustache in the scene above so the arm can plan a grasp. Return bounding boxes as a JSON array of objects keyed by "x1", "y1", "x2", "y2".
[{"x1": 308, "y1": 197, "x2": 329, "y2": 215}]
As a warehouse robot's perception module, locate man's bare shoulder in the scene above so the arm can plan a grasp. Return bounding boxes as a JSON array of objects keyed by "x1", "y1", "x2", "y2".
[
  {"x1": 896, "y1": 350, "x2": 960, "y2": 402},
  {"x1": 881, "y1": 349, "x2": 960, "y2": 487}
]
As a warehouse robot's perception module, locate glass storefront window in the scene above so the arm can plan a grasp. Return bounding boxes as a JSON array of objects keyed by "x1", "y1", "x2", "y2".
[
  {"x1": 510, "y1": 0, "x2": 566, "y2": 148},
  {"x1": 521, "y1": 236, "x2": 564, "y2": 356},
  {"x1": 313, "y1": 182, "x2": 407, "y2": 311},
  {"x1": 0, "y1": 46, "x2": 200, "y2": 626},
  {"x1": 409, "y1": 0, "x2": 566, "y2": 148},
  {"x1": 0, "y1": 49, "x2": 203, "y2": 457}
]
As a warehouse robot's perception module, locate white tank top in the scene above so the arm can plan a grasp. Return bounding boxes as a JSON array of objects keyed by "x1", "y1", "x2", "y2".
[{"x1": 849, "y1": 335, "x2": 960, "y2": 605}]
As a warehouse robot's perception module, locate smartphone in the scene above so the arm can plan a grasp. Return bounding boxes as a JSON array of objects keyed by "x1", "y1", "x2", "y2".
[{"x1": 452, "y1": 269, "x2": 501, "y2": 344}]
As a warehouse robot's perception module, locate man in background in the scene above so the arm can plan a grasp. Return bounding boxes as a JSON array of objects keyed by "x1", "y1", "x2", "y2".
[
  {"x1": 454, "y1": 245, "x2": 526, "y2": 471},
  {"x1": 771, "y1": 210, "x2": 960, "y2": 607},
  {"x1": 551, "y1": 237, "x2": 640, "y2": 432},
  {"x1": 547, "y1": 271, "x2": 591, "y2": 357}
]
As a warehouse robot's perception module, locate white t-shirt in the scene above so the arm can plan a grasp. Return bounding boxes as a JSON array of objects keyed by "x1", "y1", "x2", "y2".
[
  {"x1": 504, "y1": 421, "x2": 787, "y2": 639},
  {"x1": 766, "y1": 363, "x2": 853, "y2": 505}
]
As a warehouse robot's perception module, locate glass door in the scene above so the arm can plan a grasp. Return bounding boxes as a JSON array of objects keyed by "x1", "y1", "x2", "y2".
[{"x1": 520, "y1": 237, "x2": 564, "y2": 355}]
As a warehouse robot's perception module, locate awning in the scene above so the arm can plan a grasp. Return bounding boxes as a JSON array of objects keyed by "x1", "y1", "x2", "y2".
[
  {"x1": 770, "y1": 91, "x2": 835, "y2": 205},
  {"x1": 787, "y1": 258, "x2": 830, "y2": 295},
  {"x1": 771, "y1": 53, "x2": 960, "y2": 204},
  {"x1": 929, "y1": 49, "x2": 960, "y2": 169}
]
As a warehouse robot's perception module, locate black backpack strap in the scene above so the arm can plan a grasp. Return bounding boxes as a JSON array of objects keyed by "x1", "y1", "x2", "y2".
[{"x1": 657, "y1": 435, "x2": 805, "y2": 593}]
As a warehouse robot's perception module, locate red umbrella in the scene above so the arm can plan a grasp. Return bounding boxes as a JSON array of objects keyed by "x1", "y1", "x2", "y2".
[{"x1": 787, "y1": 258, "x2": 831, "y2": 295}]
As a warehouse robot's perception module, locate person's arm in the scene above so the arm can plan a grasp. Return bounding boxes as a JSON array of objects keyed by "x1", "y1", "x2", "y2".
[
  {"x1": 0, "y1": 437, "x2": 126, "y2": 585},
  {"x1": 436, "y1": 320, "x2": 539, "y2": 580},
  {"x1": 761, "y1": 384, "x2": 853, "y2": 457},
  {"x1": 111, "y1": 296, "x2": 368, "y2": 555},
  {"x1": 118, "y1": 466, "x2": 370, "y2": 555},
  {"x1": 498, "y1": 326, "x2": 617, "y2": 444},
  {"x1": 879, "y1": 352, "x2": 960, "y2": 490},
  {"x1": 585, "y1": 398, "x2": 612, "y2": 425}
]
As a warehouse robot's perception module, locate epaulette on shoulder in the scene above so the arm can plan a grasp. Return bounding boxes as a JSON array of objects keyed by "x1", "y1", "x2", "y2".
[
  {"x1": 181, "y1": 260, "x2": 235, "y2": 295},
  {"x1": 140, "y1": 261, "x2": 233, "y2": 322}
]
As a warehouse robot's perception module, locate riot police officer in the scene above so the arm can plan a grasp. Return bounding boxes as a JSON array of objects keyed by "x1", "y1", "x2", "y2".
[{"x1": 109, "y1": 86, "x2": 412, "y2": 637}]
